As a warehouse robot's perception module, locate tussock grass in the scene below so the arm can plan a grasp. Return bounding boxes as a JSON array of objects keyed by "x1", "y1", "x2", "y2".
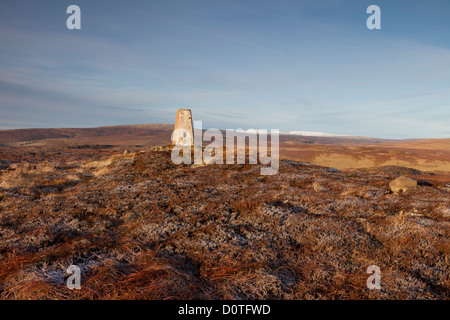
[{"x1": 0, "y1": 147, "x2": 448, "y2": 299}]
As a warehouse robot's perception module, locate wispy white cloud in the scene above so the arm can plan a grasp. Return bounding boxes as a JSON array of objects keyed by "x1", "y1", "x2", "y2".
[{"x1": 0, "y1": 1, "x2": 449, "y2": 138}]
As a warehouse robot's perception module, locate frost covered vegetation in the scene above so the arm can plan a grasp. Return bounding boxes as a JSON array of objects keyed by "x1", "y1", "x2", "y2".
[{"x1": 0, "y1": 146, "x2": 448, "y2": 299}]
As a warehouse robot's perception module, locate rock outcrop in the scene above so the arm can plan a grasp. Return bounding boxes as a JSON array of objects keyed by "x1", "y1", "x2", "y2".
[{"x1": 389, "y1": 176, "x2": 418, "y2": 194}]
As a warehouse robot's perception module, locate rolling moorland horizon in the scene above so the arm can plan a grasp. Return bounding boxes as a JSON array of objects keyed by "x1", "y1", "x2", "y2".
[
  {"x1": 1, "y1": 123, "x2": 450, "y2": 173},
  {"x1": 1, "y1": 122, "x2": 450, "y2": 141}
]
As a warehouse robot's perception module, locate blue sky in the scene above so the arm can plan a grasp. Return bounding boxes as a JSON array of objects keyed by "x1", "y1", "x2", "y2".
[{"x1": 0, "y1": 0, "x2": 449, "y2": 138}]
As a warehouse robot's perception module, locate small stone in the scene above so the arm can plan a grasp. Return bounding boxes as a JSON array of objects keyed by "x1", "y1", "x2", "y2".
[{"x1": 389, "y1": 176, "x2": 418, "y2": 194}]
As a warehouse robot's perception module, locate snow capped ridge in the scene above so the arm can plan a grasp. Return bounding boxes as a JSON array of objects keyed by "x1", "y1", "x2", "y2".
[
  {"x1": 225, "y1": 128, "x2": 349, "y2": 137},
  {"x1": 286, "y1": 131, "x2": 350, "y2": 137}
]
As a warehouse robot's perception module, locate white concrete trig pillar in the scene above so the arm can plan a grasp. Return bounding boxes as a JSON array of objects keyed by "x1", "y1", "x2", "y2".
[{"x1": 172, "y1": 109, "x2": 194, "y2": 146}]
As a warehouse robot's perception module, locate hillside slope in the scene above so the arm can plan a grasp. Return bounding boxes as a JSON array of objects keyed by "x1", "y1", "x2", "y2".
[
  {"x1": 0, "y1": 146, "x2": 448, "y2": 299},
  {"x1": 1, "y1": 125, "x2": 449, "y2": 173}
]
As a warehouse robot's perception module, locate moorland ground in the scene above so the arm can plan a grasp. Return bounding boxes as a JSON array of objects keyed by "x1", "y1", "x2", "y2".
[{"x1": 0, "y1": 141, "x2": 448, "y2": 299}]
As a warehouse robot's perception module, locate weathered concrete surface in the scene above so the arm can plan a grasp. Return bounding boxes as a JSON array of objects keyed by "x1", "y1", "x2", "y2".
[{"x1": 172, "y1": 109, "x2": 194, "y2": 146}]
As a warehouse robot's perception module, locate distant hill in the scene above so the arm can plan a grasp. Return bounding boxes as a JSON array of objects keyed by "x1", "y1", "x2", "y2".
[
  {"x1": 0, "y1": 124, "x2": 449, "y2": 173},
  {"x1": 0, "y1": 124, "x2": 173, "y2": 147}
]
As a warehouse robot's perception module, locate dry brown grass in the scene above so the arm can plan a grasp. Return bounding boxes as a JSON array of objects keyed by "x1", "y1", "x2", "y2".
[{"x1": 0, "y1": 145, "x2": 448, "y2": 300}]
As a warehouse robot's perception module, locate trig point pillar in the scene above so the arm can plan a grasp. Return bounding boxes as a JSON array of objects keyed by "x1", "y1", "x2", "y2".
[{"x1": 172, "y1": 109, "x2": 194, "y2": 146}]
